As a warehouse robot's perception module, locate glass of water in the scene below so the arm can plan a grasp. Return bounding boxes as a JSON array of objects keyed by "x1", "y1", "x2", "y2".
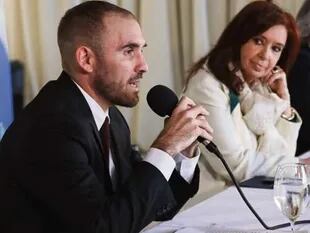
[
  {"x1": 273, "y1": 163, "x2": 308, "y2": 233},
  {"x1": 302, "y1": 164, "x2": 310, "y2": 208}
]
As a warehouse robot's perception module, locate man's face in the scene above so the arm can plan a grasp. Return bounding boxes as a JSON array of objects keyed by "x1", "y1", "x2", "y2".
[{"x1": 92, "y1": 14, "x2": 148, "y2": 108}]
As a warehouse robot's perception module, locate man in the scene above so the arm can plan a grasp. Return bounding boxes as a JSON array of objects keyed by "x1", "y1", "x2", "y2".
[{"x1": 0, "y1": 1, "x2": 213, "y2": 233}]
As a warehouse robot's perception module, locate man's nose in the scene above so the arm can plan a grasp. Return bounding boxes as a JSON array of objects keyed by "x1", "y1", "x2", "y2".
[{"x1": 135, "y1": 53, "x2": 148, "y2": 73}]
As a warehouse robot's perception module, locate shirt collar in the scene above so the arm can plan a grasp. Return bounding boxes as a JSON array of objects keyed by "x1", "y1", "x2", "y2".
[{"x1": 73, "y1": 80, "x2": 109, "y2": 130}]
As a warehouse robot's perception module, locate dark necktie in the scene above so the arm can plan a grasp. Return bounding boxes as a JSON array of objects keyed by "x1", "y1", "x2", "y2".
[
  {"x1": 99, "y1": 118, "x2": 113, "y2": 191},
  {"x1": 100, "y1": 117, "x2": 110, "y2": 160}
]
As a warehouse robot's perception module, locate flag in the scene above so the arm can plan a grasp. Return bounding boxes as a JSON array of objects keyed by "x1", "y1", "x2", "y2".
[{"x1": 0, "y1": 40, "x2": 13, "y2": 139}]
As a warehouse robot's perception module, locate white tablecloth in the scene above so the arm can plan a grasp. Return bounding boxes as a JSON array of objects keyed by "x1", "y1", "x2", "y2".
[{"x1": 142, "y1": 187, "x2": 310, "y2": 233}]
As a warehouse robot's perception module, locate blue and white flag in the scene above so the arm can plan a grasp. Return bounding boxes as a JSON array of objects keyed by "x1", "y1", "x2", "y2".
[{"x1": 0, "y1": 1, "x2": 13, "y2": 140}]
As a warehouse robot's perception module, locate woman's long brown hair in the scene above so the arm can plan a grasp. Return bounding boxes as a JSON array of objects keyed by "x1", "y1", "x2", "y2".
[{"x1": 185, "y1": 0, "x2": 300, "y2": 94}]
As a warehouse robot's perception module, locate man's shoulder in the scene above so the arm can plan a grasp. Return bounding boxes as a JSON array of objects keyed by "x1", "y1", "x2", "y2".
[
  {"x1": 15, "y1": 73, "x2": 94, "y2": 137},
  {"x1": 109, "y1": 106, "x2": 129, "y2": 131}
]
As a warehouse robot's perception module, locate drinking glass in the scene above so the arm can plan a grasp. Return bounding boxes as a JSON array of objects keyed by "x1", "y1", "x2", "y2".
[
  {"x1": 273, "y1": 163, "x2": 308, "y2": 233},
  {"x1": 303, "y1": 164, "x2": 310, "y2": 208}
]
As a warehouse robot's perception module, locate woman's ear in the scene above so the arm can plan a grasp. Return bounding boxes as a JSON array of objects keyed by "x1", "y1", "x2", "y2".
[{"x1": 75, "y1": 46, "x2": 95, "y2": 73}]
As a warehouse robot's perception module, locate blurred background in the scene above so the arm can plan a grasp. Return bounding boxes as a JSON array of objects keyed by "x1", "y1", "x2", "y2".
[{"x1": 0, "y1": 0, "x2": 305, "y2": 149}]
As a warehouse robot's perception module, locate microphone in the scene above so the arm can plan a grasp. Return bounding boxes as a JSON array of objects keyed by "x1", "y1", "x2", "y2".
[
  {"x1": 146, "y1": 85, "x2": 305, "y2": 230},
  {"x1": 146, "y1": 84, "x2": 219, "y2": 154}
]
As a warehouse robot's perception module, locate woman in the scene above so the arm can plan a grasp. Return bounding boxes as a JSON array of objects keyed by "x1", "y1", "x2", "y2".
[
  {"x1": 183, "y1": 1, "x2": 302, "y2": 199},
  {"x1": 288, "y1": 0, "x2": 310, "y2": 156}
]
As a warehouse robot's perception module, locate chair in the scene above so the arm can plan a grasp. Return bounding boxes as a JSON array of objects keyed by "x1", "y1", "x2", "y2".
[{"x1": 0, "y1": 39, "x2": 13, "y2": 139}]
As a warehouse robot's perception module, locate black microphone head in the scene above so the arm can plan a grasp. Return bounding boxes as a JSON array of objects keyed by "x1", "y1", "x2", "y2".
[{"x1": 147, "y1": 85, "x2": 178, "y2": 117}]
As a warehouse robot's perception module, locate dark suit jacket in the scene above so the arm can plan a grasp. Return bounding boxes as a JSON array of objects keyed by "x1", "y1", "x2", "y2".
[
  {"x1": 0, "y1": 72, "x2": 199, "y2": 233},
  {"x1": 289, "y1": 45, "x2": 310, "y2": 155}
]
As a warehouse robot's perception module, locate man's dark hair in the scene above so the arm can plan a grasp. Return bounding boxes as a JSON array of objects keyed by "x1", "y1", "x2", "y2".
[{"x1": 57, "y1": 1, "x2": 135, "y2": 68}]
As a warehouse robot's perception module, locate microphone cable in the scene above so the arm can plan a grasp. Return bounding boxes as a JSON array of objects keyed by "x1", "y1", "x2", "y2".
[{"x1": 206, "y1": 143, "x2": 310, "y2": 230}]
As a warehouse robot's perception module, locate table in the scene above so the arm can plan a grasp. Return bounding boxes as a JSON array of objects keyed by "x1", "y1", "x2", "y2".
[{"x1": 142, "y1": 187, "x2": 310, "y2": 233}]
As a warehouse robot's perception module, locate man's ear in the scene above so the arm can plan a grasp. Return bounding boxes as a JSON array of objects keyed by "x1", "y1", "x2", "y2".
[{"x1": 75, "y1": 46, "x2": 95, "y2": 73}]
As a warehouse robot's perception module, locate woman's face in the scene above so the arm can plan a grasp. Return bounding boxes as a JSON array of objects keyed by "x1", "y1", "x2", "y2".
[{"x1": 240, "y1": 24, "x2": 287, "y2": 84}]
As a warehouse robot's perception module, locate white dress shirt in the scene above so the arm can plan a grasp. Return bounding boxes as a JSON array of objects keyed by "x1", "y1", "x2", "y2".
[{"x1": 74, "y1": 81, "x2": 199, "y2": 184}]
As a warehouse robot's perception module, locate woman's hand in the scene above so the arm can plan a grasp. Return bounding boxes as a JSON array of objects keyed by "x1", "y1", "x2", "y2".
[
  {"x1": 262, "y1": 66, "x2": 290, "y2": 101},
  {"x1": 262, "y1": 66, "x2": 293, "y2": 118},
  {"x1": 300, "y1": 157, "x2": 310, "y2": 165}
]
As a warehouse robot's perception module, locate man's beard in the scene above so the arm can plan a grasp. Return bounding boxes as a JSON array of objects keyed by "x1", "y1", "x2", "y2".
[{"x1": 93, "y1": 74, "x2": 141, "y2": 108}]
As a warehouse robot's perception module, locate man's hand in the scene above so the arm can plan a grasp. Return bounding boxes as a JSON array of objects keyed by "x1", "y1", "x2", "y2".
[
  {"x1": 180, "y1": 141, "x2": 200, "y2": 158},
  {"x1": 151, "y1": 96, "x2": 213, "y2": 157}
]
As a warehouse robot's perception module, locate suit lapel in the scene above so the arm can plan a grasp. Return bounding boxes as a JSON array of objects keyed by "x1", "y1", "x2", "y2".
[
  {"x1": 58, "y1": 72, "x2": 105, "y2": 161},
  {"x1": 57, "y1": 72, "x2": 114, "y2": 193},
  {"x1": 110, "y1": 110, "x2": 132, "y2": 188},
  {"x1": 58, "y1": 72, "x2": 132, "y2": 192}
]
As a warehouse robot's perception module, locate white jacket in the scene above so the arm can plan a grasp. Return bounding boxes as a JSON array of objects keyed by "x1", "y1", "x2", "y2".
[{"x1": 183, "y1": 68, "x2": 301, "y2": 201}]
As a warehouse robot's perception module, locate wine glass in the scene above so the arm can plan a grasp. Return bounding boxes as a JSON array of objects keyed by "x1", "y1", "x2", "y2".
[
  {"x1": 273, "y1": 163, "x2": 308, "y2": 233},
  {"x1": 302, "y1": 164, "x2": 310, "y2": 208}
]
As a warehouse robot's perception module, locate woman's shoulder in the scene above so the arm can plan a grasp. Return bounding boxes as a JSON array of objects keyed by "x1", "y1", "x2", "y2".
[
  {"x1": 184, "y1": 68, "x2": 230, "y2": 107},
  {"x1": 186, "y1": 68, "x2": 229, "y2": 94},
  {"x1": 187, "y1": 68, "x2": 222, "y2": 89}
]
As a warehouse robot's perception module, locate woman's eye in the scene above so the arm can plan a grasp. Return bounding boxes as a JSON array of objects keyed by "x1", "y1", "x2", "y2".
[
  {"x1": 272, "y1": 46, "x2": 283, "y2": 53},
  {"x1": 253, "y1": 37, "x2": 263, "y2": 45}
]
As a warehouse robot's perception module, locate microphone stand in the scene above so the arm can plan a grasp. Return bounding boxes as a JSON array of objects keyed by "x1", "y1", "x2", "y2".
[{"x1": 205, "y1": 143, "x2": 310, "y2": 230}]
